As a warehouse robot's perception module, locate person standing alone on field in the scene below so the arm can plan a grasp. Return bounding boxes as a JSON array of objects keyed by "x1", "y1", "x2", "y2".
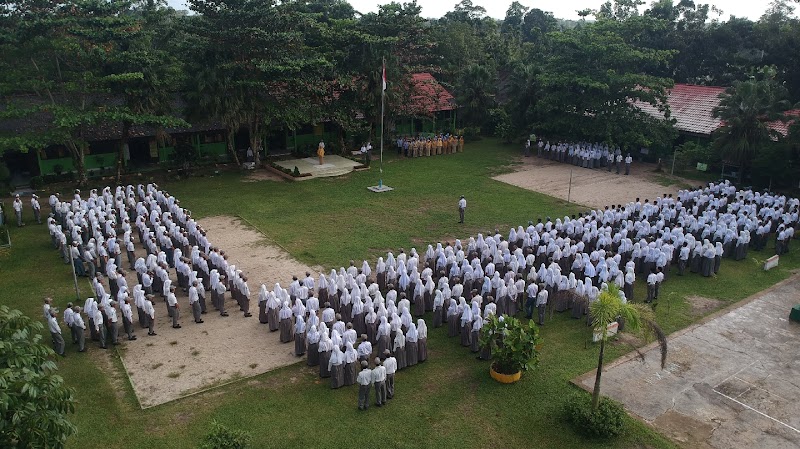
[{"x1": 458, "y1": 195, "x2": 466, "y2": 224}]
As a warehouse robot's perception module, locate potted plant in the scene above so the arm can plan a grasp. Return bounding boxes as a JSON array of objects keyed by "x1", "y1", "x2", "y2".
[{"x1": 479, "y1": 314, "x2": 541, "y2": 383}]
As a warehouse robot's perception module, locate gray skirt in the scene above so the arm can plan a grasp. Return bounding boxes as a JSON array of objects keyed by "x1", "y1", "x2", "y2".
[
  {"x1": 447, "y1": 315, "x2": 459, "y2": 337},
  {"x1": 418, "y1": 338, "x2": 428, "y2": 362},
  {"x1": 460, "y1": 321, "x2": 472, "y2": 347},
  {"x1": 319, "y1": 351, "x2": 331, "y2": 378},
  {"x1": 307, "y1": 342, "x2": 319, "y2": 366},
  {"x1": 344, "y1": 362, "x2": 357, "y2": 386},
  {"x1": 406, "y1": 341, "x2": 418, "y2": 366},
  {"x1": 267, "y1": 308, "x2": 279, "y2": 331},
  {"x1": 330, "y1": 364, "x2": 344, "y2": 389},
  {"x1": 395, "y1": 345, "x2": 407, "y2": 369},
  {"x1": 279, "y1": 318, "x2": 293, "y2": 342},
  {"x1": 294, "y1": 332, "x2": 306, "y2": 356},
  {"x1": 433, "y1": 307, "x2": 443, "y2": 327}
]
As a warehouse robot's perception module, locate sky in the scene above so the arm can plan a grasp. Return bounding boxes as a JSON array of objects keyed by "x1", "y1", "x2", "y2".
[{"x1": 166, "y1": 0, "x2": 789, "y2": 21}]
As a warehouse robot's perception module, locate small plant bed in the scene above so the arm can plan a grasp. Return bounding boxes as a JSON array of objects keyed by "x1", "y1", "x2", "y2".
[{"x1": 263, "y1": 162, "x2": 312, "y2": 181}]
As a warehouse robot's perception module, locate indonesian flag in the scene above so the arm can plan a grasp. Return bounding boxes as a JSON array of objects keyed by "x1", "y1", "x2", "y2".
[{"x1": 382, "y1": 63, "x2": 387, "y2": 91}]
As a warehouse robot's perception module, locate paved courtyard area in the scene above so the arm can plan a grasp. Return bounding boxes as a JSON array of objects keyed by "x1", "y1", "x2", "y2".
[
  {"x1": 275, "y1": 155, "x2": 360, "y2": 179},
  {"x1": 575, "y1": 275, "x2": 800, "y2": 449},
  {"x1": 493, "y1": 158, "x2": 685, "y2": 209}
]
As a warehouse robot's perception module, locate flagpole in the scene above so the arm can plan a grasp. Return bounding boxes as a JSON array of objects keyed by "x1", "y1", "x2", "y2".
[{"x1": 379, "y1": 57, "x2": 385, "y2": 189}]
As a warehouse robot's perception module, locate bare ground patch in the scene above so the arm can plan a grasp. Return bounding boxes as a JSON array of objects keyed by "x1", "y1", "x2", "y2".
[
  {"x1": 118, "y1": 215, "x2": 317, "y2": 408},
  {"x1": 492, "y1": 158, "x2": 683, "y2": 209},
  {"x1": 686, "y1": 295, "x2": 723, "y2": 317}
]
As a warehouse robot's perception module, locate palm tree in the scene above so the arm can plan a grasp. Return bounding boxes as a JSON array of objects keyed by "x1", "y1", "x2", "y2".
[
  {"x1": 589, "y1": 286, "x2": 667, "y2": 411},
  {"x1": 457, "y1": 64, "x2": 497, "y2": 127},
  {"x1": 712, "y1": 67, "x2": 791, "y2": 182}
]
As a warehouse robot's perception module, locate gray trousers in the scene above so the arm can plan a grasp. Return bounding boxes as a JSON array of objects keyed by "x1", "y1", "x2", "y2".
[
  {"x1": 76, "y1": 327, "x2": 85, "y2": 351},
  {"x1": 109, "y1": 321, "x2": 118, "y2": 344},
  {"x1": 69, "y1": 323, "x2": 79, "y2": 343},
  {"x1": 122, "y1": 317, "x2": 134, "y2": 339},
  {"x1": 374, "y1": 380, "x2": 386, "y2": 405},
  {"x1": 51, "y1": 331, "x2": 65, "y2": 355},
  {"x1": 33, "y1": 208, "x2": 41, "y2": 224},
  {"x1": 148, "y1": 315, "x2": 155, "y2": 334},
  {"x1": 169, "y1": 306, "x2": 179, "y2": 327},
  {"x1": 538, "y1": 304, "x2": 546, "y2": 325},
  {"x1": 459, "y1": 207, "x2": 465, "y2": 223},
  {"x1": 192, "y1": 301, "x2": 202, "y2": 322},
  {"x1": 97, "y1": 325, "x2": 107, "y2": 348},
  {"x1": 358, "y1": 384, "x2": 371, "y2": 409},
  {"x1": 625, "y1": 163, "x2": 630, "y2": 175},
  {"x1": 386, "y1": 373, "x2": 395, "y2": 399},
  {"x1": 16, "y1": 210, "x2": 22, "y2": 226}
]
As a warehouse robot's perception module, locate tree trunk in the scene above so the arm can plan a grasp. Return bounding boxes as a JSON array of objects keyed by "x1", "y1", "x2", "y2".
[
  {"x1": 591, "y1": 337, "x2": 605, "y2": 412},
  {"x1": 249, "y1": 121, "x2": 261, "y2": 167},
  {"x1": 226, "y1": 128, "x2": 240, "y2": 166},
  {"x1": 338, "y1": 127, "x2": 346, "y2": 155},
  {"x1": 66, "y1": 141, "x2": 88, "y2": 187}
]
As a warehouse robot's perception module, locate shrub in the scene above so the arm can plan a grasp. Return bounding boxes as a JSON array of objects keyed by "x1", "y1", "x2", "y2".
[
  {"x1": 479, "y1": 314, "x2": 540, "y2": 375},
  {"x1": 29, "y1": 175, "x2": 43, "y2": 190},
  {"x1": 198, "y1": 420, "x2": 251, "y2": 449},
  {"x1": 564, "y1": 393, "x2": 626, "y2": 438},
  {"x1": 292, "y1": 166, "x2": 301, "y2": 177},
  {"x1": 0, "y1": 161, "x2": 10, "y2": 185}
]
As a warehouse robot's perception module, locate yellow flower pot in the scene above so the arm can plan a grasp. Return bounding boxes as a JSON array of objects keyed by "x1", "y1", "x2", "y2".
[{"x1": 490, "y1": 366, "x2": 521, "y2": 384}]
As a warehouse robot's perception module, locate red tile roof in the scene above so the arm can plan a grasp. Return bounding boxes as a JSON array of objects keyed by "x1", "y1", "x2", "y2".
[
  {"x1": 409, "y1": 73, "x2": 456, "y2": 114},
  {"x1": 636, "y1": 84, "x2": 726, "y2": 136},
  {"x1": 767, "y1": 109, "x2": 800, "y2": 137}
]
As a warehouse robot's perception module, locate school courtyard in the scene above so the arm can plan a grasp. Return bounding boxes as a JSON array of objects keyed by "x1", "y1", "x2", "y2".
[{"x1": 2, "y1": 139, "x2": 798, "y2": 448}]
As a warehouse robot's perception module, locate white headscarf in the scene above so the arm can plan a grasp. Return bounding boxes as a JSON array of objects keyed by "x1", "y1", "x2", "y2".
[
  {"x1": 328, "y1": 345, "x2": 344, "y2": 369},
  {"x1": 416, "y1": 319, "x2": 428, "y2": 339}
]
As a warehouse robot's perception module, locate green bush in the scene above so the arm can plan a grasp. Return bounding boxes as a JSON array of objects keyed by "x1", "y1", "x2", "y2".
[
  {"x1": 479, "y1": 314, "x2": 540, "y2": 375},
  {"x1": 292, "y1": 166, "x2": 301, "y2": 177},
  {"x1": 564, "y1": 393, "x2": 626, "y2": 438},
  {"x1": 198, "y1": 420, "x2": 251, "y2": 449},
  {"x1": 29, "y1": 176, "x2": 43, "y2": 190},
  {"x1": 0, "y1": 161, "x2": 10, "y2": 185}
]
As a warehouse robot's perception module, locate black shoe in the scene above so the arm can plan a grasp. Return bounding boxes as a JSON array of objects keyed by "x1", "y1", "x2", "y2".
[
  {"x1": 173, "y1": 325, "x2": 182, "y2": 328},
  {"x1": 244, "y1": 313, "x2": 252, "y2": 317},
  {"x1": 129, "y1": 336, "x2": 137, "y2": 340},
  {"x1": 100, "y1": 346, "x2": 108, "y2": 349},
  {"x1": 195, "y1": 320, "x2": 204, "y2": 323},
  {"x1": 221, "y1": 312, "x2": 229, "y2": 317},
  {"x1": 201, "y1": 311, "x2": 207, "y2": 314},
  {"x1": 148, "y1": 332, "x2": 157, "y2": 336},
  {"x1": 78, "y1": 349, "x2": 86, "y2": 352}
]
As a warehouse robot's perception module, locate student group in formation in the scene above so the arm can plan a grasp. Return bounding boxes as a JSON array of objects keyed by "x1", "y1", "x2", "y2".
[{"x1": 38, "y1": 179, "x2": 797, "y2": 408}]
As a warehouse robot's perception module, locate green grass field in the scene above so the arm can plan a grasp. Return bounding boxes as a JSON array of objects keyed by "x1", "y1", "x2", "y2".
[{"x1": 1, "y1": 138, "x2": 797, "y2": 449}]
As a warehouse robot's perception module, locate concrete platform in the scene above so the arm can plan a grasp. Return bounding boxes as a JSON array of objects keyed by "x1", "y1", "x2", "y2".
[
  {"x1": 274, "y1": 155, "x2": 361, "y2": 179},
  {"x1": 574, "y1": 275, "x2": 800, "y2": 449}
]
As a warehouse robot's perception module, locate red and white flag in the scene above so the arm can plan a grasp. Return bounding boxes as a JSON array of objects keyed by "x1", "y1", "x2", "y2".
[{"x1": 382, "y1": 63, "x2": 387, "y2": 91}]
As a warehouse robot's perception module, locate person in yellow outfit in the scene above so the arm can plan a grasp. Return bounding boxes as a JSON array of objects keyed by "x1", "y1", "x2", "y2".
[
  {"x1": 317, "y1": 140, "x2": 325, "y2": 165},
  {"x1": 458, "y1": 136, "x2": 464, "y2": 152},
  {"x1": 436, "y1": 137, "x2": 443, "y2": 155},
  {"x1": 448, "y1": 135, "x2": 456, "y2": 154}
]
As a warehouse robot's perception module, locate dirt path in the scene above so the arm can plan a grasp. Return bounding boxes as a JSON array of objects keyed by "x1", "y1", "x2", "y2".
[
  {"x1": 119, "y1": 215, "x2": 318, "y2": 408},
  {"x1": 493, "y1": 158, "x2": 686, "y2": 209}
]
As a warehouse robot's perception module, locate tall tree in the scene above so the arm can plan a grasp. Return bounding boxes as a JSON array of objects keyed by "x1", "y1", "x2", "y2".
[
  {"x1": 186, "y1": 0, "x2": 322, "y2": 166},
  {"x1": 0, "y1": 0, "x2": 185, "y2": 185},
  {"x1": 535, "y1": 17, "x2": 676, "y2": 151},
  {"x1": 0, "y1": 306, "x2": 76, "y2": 448},
  {"x1": 712, "y1": 66, "x2": 792, "y2": 181}
]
